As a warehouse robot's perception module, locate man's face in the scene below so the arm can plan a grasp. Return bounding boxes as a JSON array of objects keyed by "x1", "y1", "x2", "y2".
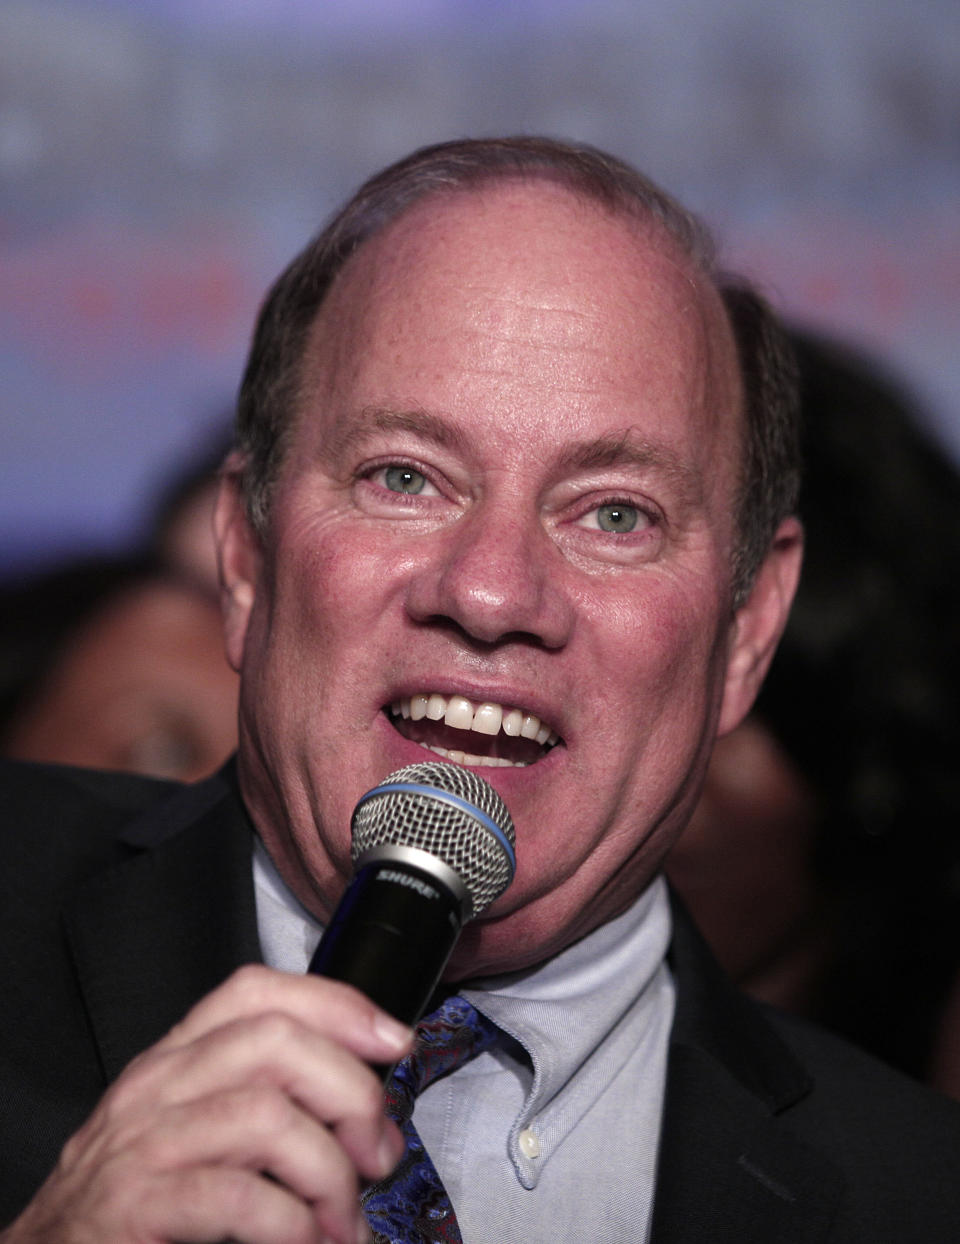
[{"x1": 219, "y1": 181, "x2": 794, "y2": 976}]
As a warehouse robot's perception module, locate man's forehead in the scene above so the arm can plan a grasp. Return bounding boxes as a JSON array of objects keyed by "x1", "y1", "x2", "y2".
[
  {"x1": 315, "y1": 181, "x2": 727, "y2": 340},
  {"x1": 299, "y1": 178, "x2": 743, "y2": 444},
  {"x1": 398, "y1": 180, "x2": 687, "y2": 280}
]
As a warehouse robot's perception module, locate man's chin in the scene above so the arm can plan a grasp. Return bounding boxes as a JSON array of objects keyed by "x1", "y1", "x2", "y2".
[{"x1": 443, "y1": 901, "x2": 579, "y2": 982}]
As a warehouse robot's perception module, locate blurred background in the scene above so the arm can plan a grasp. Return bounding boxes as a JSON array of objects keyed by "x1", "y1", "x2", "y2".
[{"x1": 1, "y1": 0, "x2": 958, "y2": 573}]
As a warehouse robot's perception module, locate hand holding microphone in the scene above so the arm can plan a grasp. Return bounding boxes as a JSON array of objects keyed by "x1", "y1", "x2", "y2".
[{"x1": 2, "y1": 764, "x2": 514, "y2": 1244}]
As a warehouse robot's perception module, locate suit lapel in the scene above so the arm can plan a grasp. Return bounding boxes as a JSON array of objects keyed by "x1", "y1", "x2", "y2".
[
  {"x1": 650, "y1": 900, "x2": 843, "y2": 1243},
  {"x1": 651, "y1": 1045, "x2": 842, "y2": 1243},
  {"x1": 64, "y1": 768, "x2": 262, "y2": 1081}
]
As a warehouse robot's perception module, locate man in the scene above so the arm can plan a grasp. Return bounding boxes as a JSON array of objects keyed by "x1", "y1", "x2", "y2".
[{"x1": 2, "y1": 137, "x2": 959, "y2": 1243}]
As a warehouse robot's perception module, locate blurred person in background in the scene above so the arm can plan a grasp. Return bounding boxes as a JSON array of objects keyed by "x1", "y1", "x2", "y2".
[
  {"x1": 668, "y1": 328, "x2": 960, "y2": 1088},
  {"x1": 146, "y1": 425, "x2": 234, "y2": 599},
  {"x1": 0, "y1": 428, "x2": 238, "y2": 782},
  {"x1": 0, "y1": 555, "x2": 238, "y2": 782}
]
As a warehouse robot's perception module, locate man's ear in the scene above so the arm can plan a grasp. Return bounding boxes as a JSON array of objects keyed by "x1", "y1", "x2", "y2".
[
  {"x1": 717, "y1": 516, "x2": 803, "y2": 737},
  {"x1": 213, "y1": 455, "x2": 263, "y2": 674}
]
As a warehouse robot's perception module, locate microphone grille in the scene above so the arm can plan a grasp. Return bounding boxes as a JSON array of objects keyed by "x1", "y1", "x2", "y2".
[{"x1": 351, "y1": 761, "x2": 516, "y2": 919}]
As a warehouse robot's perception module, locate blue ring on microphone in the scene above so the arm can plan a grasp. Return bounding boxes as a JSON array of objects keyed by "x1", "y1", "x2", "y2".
[{"x1": 356, "y1": 780, "x2": 516, "y2": 874}]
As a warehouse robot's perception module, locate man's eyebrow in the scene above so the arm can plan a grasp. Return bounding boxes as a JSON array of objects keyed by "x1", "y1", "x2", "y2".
[
  {"x1": 324, "y1": 406, "x2": 467, "y2": 460},
  {"x1": 557, "y1": 431, "x2": 703, "y2": 500}
]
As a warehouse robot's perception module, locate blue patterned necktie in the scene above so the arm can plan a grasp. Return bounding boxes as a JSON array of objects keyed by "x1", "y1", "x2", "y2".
[{"x1": 363, "y1": 994, "x2": 501, "y2": 1244}]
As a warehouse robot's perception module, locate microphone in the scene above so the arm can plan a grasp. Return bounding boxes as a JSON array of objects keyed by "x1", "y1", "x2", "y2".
[{"x1": 308, "y1": 761, "x2": 516, "y2": 1026}]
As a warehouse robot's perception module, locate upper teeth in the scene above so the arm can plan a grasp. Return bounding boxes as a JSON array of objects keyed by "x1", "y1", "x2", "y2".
[{"x1": 391, "y1": 693, "x2": 559, "y2": 747}]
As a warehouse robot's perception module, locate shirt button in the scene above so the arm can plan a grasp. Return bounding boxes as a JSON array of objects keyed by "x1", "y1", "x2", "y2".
[{"x1": 518, "y1": 1128, "x2": 541, "y2": 1159}]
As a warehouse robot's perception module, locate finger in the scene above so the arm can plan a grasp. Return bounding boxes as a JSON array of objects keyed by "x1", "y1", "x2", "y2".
[
  {"x1": 137, "y1": 1085, "x2": 402, "y2": 1224},
  {"x1": 161, "y1": 965, "x2": 413, "y2": 1065},
  {"x1": 103, "y1": 1012, "x2": 404, "y2": 1182},
  {"x1": 136, "y1": 1165, "x2": 367, "y2": 1244},
  {"x1": 8, "y1": 1142, "x2": 366, "y2": 1244}
]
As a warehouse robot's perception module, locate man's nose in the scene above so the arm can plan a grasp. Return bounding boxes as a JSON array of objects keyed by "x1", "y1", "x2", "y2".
[{"x1": 404, "y1": 507, "x2": 575, "y2": 649}]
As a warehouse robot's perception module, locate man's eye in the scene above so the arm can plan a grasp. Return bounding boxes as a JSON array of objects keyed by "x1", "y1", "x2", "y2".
[
  {"x1": 383, "y1": 465, "x2": 429, "y2": 494},
  {"x1": 587, "y1": 503, "x2": 641, "y2": 533}
]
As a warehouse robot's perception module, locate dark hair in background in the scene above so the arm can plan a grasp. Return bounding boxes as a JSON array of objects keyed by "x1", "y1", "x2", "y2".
[
  {"x1": 146, "y1": 424, "x2": 233, "y2": 560},
  {"x1": 756, "y1": 328, "x2": 960, "y2": 1077},
  {"x1": 234, "y1": 135, "x2": 800, "y2": 605},
  {"x1": 0, "y1": 421, "x2": 234, "y2": 747},
  {"x1": 0, "y1": 556, "x2": 158, "y2": 745}
]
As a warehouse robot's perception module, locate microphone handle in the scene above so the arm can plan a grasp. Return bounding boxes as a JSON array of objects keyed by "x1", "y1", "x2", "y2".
[{"x1": 308, "y1": 858, "x2": 462, "y2": 1028}]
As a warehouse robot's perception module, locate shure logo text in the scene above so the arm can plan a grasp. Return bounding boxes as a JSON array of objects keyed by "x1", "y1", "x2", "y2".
[{"x1": 379, "y1": 870, "x2": 437, "y2": 900}]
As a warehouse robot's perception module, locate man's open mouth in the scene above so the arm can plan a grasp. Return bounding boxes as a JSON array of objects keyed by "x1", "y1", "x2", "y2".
[{"x1": 387, "y1": 693, "x2": 561, "y2": 768}]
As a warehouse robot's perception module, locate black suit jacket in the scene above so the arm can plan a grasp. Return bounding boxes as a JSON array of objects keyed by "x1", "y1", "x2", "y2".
[{"x1": 2, "y1": 757, "x2": 960, "y2": 1240}]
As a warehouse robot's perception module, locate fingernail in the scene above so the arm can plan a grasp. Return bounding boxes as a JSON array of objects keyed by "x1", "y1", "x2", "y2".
[{"x1": 373, "y1": 1011, "x2": 413, "y2": 1053}]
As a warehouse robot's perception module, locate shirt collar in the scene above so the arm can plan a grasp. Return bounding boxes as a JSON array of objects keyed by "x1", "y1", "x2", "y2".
[
  {"x1": 253, "y1": 836, "x2": 322, "y2": 972},
  {"x1": 459, "y1": 877, "x2": 673, "y2": 1186}
]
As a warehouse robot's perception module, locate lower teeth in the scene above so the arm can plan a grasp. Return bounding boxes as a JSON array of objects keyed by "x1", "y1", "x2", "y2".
[{"x1": 421, "y1": 743, "x2": 528, "y2": 768}]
